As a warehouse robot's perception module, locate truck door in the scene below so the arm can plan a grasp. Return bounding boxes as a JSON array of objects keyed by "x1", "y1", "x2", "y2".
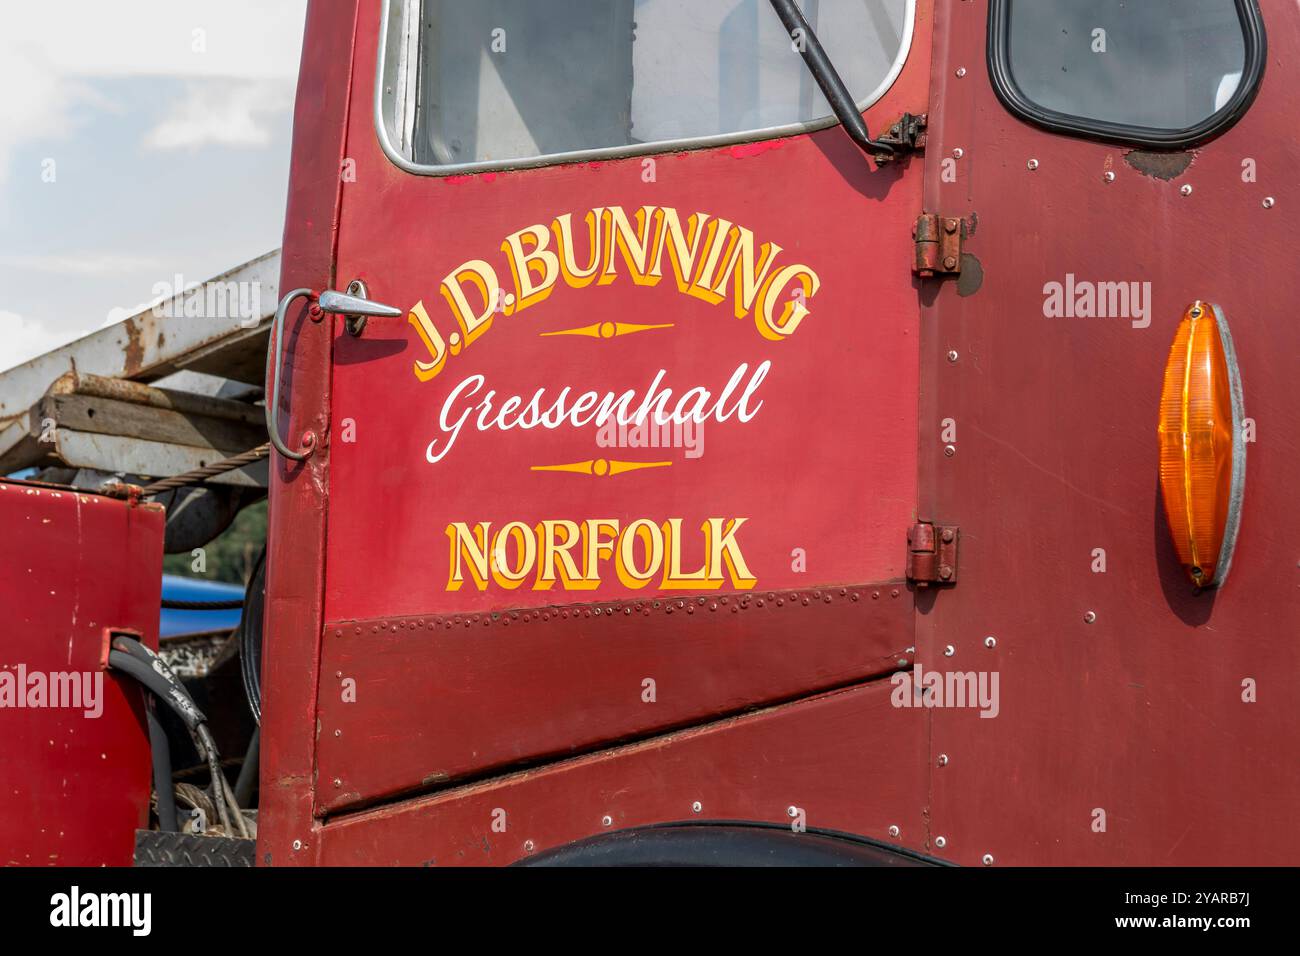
[
  {"x1": 299, "y1": 0, "x2": 931, "y2": 815},
  {"x1": 919, "y1": 0, "x2": 1298, "y2": 864}
]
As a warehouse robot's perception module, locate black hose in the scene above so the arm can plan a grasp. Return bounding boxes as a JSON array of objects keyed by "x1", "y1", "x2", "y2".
[
  {"x1": 161, "y1": 597, "x2": 246, "y2": 610},
  {"x1": 107, "y1": 649, "x2": 205, "y2": 729},
  {"x1": 107, "y1": 638, "x2": 247, "y2": 837},
  {"x1": 239, "y1": 548, "x2": 266, "y2": 724},
  {"x1": 145, "y1": 702, "x2": 179, "y2": 832},
  {"x1": 234, "y1": 726, "x2": 260, "y2": 808}
]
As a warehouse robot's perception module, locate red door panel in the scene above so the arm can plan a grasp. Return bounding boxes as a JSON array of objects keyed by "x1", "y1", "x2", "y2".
[
  {"x1": 918, "y1": 0, "x2": 1298, "y2": 865},
  {"x1": 315, "y1": 1, "x2": 931, "y2": 810},
  {"x1": 316, "y1": 679, "x2": 930, "y2": 865}
]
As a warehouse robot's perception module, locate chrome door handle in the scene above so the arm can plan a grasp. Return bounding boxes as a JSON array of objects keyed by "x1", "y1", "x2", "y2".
[
  {"x1": 320, "y1": 283, "x2": 403, "y2": 334},
  {"x1": 265, "y1": 285, "x2": 402, "y2": 461}
]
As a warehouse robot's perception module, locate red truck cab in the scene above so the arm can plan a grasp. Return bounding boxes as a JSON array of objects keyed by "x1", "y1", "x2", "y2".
[{"x1": 257, "y1": 0, "x2": 1297, "y2": 866}]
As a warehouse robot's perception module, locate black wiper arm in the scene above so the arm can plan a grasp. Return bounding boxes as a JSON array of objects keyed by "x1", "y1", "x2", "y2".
[{"x1": 766, "y1": 0, "x2": 897, "y2": 159}]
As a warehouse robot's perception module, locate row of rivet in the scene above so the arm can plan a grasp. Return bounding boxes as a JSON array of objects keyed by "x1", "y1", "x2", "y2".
[{"x1": 330, "y1": 586, "x2": 906, "y2": 636}]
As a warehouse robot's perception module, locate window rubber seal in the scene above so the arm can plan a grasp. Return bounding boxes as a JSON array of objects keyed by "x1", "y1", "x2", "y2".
[{"x1": 985, "y1": 0, "x2": 1267, "y2": 151}]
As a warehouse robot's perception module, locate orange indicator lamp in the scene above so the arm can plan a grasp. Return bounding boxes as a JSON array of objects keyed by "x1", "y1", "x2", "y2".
[{"x1": 1157, "y1": 301, "x2": 1246, "y2": 589}]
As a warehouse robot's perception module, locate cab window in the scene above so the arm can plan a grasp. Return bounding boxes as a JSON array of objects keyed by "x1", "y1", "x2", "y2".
[
  {"x1": 379, "y1": 0, "x2": 913, "y2": 174},
  {"x1": 988, "y1": 0, "x2": 1265, "y2": 148}
]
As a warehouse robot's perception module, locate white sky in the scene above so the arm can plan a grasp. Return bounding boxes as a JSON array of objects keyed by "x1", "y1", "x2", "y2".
[{"x1": 0, "y1": 0, "x2": 308, "y2": 371}]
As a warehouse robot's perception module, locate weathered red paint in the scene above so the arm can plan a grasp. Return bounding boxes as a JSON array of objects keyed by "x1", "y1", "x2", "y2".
[
  {"x1": 316, "y1": 680, "x2": 929, "y2": 865},
  {"x1": 916, "y1": 0, "x2": 1300, "y2": 864},
  {"x1": 258, "y1": 0, "x2": 361, "y2": 867},
  {"x1": 317, "y1": 587, "x2": 913, "y2": 812},
  {"x1": 0, "y1": 481, "x2": 161, "y2": 866},
  {"x1": 259, "y1": 0, "x2": 1297, "y2": 868},
  {"x1": 317, "y1": 0, "x2": 927, "y2": 811},
  {"x1": 261, "y1": 0, "x2": 934, "y2": 861}
]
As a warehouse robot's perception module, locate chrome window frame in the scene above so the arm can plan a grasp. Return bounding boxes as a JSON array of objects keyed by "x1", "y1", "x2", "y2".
[{"x1": 374, "y1": 0, "x2": 917, "y2": 177}]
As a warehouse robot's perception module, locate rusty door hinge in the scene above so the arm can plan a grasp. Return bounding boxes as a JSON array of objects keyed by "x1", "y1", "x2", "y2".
[
  {"x1": 912, "y1": 214, "x2": 968, "y2": 277},
  {"x1": 873, "y1": 112, "x2": 927, "y2": 163},
  {"x1": 906, "y1": 521, "x2": 959, "y2": 586}
]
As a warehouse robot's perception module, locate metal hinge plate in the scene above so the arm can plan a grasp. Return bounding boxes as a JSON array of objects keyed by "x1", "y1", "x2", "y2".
[
  {"x1": 906, "y1": 521, "x2": 959, "y2": 586},
  {"x1": 912, "y1": 213, "x2": 968, "y2": 277},
  {"x1": 873, "y1": 112, "x2": 928, "y2": 163}
]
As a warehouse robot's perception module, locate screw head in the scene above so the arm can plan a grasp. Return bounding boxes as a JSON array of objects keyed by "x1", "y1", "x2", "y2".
[
  {"x1": 787, "y1": 805, "x2": 800, "y2": 818},
  {"x1": 984, "y1": 635, "x2": 997, "y2": 648},
  {"x1": 292, "y1": 839, "x2": 303, "y2": 851},
  {"x1": 601, "y1": 815, "x2": 613, "y2": 827},
  {"x1": 947, "y1": 349, "x2": 959, "y2": 362},
  {"x1": 943, "y1": 444, "x2": 956, "y2": 457},
  {"x1": 1180, "y1": 184, "x2": 1193, "y2": 196},
  {"x1": 1084, "y1": 610, "x2": 1097, "y2": 624},
  {"x1": 1027, "y1": 158, "x2": 1039, "y2": 170},
  {"x1": 1263, "y1": 196, "x2": 1276, "y2": 208},
  {"x1": 1103, "y1": 171, "x2": 1115, "y2": 182},
  {"x1": 955, "y1": 67, "x2": 967, "y2": 77},
  {"x1": 952, "y1": 147, "x2": 964, "y2": 158},
  {"x1": 888, "y1": 825, "x2": 901, "y2": 838},
  {"x1": 937, "y1": 753, "x2": 949, "y2": 766},
  {"x1": 333, "y1": 778, "x2": 341, "y2": 788},
  {"x1": 935, "y1": 836, "x2": 948, "y2": 849},
  {"x1": 983, "y1": 853, "x2": 995, "y2": 866},
  {"x1": 692, "y1": 801, "x2": 703, "y2": 814},
  {"x1": 944, "y1": 644, "x2": 955, "y2": 657},
  {"x1": 523, "y1": 840, "x2": 535, "y2": 853}
]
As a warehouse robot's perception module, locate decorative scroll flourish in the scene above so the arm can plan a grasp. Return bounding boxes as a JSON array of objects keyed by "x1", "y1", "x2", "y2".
[
  {"x1": 540, "y1": 321, "x2": 673, "y2": 340},
  {"x1": 530, "y1": 458, "x2": 674, "y2": 477}
]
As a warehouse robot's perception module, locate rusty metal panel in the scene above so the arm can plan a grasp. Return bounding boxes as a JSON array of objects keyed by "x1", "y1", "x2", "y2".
[
  {"x1": 0, "y1": 481, "x2": 163, "y2": 866},
  {"x1": 0, "y1": 371, "x2": 270, "y2": 485},
  {"x1": 915, "y1": 0, "x2": 1300, "y2": 865},
  {"x1": 316, "y1": 679, "x2": 929, "y2": 866},
  {"x1": 0, "y1": 250, "x2": 279, "y2": 472}
]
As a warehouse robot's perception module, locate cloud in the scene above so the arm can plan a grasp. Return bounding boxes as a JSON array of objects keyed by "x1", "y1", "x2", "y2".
[
  {"x1": 3, "y1": 1, "x2": 305, "y2": 81},
  {"x1": 0, "y1": 254, "x2": 163, "y2": 277},
  {"x1": 0, "y1": 2, "x2": 305, "y2": 369},
  {"x1": 0, "y1": 310, "x2": 94, "y2": 374},
  {"x1": 144, "y1": 79, "x2": 295, "y2": 151},
  {"x1": 0, "y1": 1, "x2": 305, "y2": 181},
  {"x1": 0, "y1": 46, "x2": 105, "y2": 187}
]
